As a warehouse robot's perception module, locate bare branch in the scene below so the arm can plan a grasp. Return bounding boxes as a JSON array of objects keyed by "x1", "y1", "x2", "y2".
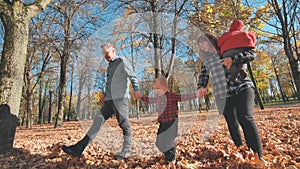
[{"x1": 27, "y1": 0, "x2": 53, "y2": 18}]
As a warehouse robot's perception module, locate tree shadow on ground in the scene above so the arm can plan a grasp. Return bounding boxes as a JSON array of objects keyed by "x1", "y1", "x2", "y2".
[
  {"x1": 0, "y1": 143, "x2": 165, "y2": 169},
  {"x1": 0, "y1": 144, "x2": 103, "y2": 169}
]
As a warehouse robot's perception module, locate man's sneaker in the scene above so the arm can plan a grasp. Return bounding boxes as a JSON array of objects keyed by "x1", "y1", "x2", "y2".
[
  {"x1": 114, "y1": 150, "x2": 131, "y2": 160},
  {"x1": 61, "y1": 135, "x2": 90, "y2": 159},
  {"x1": 62, "y1": 145, "x2": 82, "y2": 158}
]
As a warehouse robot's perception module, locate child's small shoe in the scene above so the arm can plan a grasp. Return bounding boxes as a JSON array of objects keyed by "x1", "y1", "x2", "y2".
[
  {"x1": 259, "y1": 157, "x2": 269, "y2": 167},
  {"x1": 167, "y1": 159, "x2": 176, "y2": 169}
]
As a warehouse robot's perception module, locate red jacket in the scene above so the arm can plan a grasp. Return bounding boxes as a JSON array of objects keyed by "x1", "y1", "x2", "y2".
[{"x1": 218, "y1": 20, "x2": 256, "y2": 55}]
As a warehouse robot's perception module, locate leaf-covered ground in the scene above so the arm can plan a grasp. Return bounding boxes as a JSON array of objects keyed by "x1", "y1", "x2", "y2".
[{"x1": 0, "y1": 104, "x2": 299, "y2": 169}]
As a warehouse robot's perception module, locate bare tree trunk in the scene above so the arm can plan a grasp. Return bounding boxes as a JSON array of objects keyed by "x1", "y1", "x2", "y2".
[
  {"x1": 287, "y1": 51, "x2": 300, "y2": 100},
  {"x1": 165, "y1": 16, "x2": 177, "y2": 79},
  {"x1": 38, "y1": 82, "x2": 43, "y2": 124},
  {"x1": 282, "y1": 27, "x2": 300, "y2": 100},
  {"x1": 76, "y1": 74, "x2": 85, "y2": 120},
  {"x1": 38, "y1": 80, "x2": 47, "y2": 124},
  {"x1": 0, "y1": 0, "x2": 52, "y2": 117},
  {"x1": 271, "y1": 0, "x2": 300, "y2": 100},
  {"x1": 55, "y1": 19, "x2": 71, "y2": 128},
  {"x1": 248, "y1": 63, "x2": 264, "y2": 109},
  {"x1": 25, "y1": 74, "x2": 33, "y2": 129},
  {"x1": 55, "y1": 55, "x2": 68, "y2": 127},
  {"x1": 25, "y1": 90, "x2": 33, "y2": 129},
  {"x1": 150, "y1": 2, "x2": 161, "y2": 78},
  {"x1": 21, "y1": 110, "x2": 26, "y2": 126},
  {"x1": 24, "y1": 51, "x2": 33, "y2": 128},
  {"x1": 76, "y1": 90, "x2": 82, "y2": 120},
  {"x1": 87, "y1": 85, "x2": 92, "y2": 119},
  {"x1": 42, "y1": 87, "x2": 47, "y2": 124},
  {"x1": 165, "y1": 0, "x2": 187, "y2": 79},
  {"x1": 0, "y1": 16, "x2": 29, "y2": 117},
  {"x1": 67, "y1": 65, "x2": 74, "y2": 121},
  {"x1": 271, "y1": 58, "x2": 286, "y2": 102},
  {"x1": 287, "y1": 67, "x2": 298, "y2": 99},
  {"x1": 153, "y1": 34, "x2": 161, "y2": 78},
  {"x1": 48, "y1": 90, "x2": 52, "y2": 124}
]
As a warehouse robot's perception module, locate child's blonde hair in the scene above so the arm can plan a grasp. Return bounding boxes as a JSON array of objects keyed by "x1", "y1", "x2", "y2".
[{"x1": 101, "y1": 44, "x2": 115, "y2": 50}]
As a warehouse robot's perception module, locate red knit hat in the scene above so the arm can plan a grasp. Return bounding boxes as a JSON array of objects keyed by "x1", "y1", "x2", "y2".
[
  {"x1": 229, "y1": 20, "x2": 244, "y2": 31},
  {"x1": 218, "y1": 20, "x2": 256, "y2": 55}
]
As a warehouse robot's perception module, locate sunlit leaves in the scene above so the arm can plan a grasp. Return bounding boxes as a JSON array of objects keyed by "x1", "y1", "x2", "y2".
[
  {"x1": 189, "y1": 0, "x2": 267, "y2": 38},
  {"x1": 252, "y1": 50, "x2": 272, "y2": 91},
  {"x1": 251, "y1": 2, "x2": 274, "y2": 32}
]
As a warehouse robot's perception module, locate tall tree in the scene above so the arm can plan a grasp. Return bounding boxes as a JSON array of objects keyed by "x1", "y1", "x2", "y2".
[
  {"x1": 0, "y1": 0, "x2": 52, "y2": 116},
  {"x1": 50, "y1": 0, "x2": 104, "y2": 127},
  {"x1": 268, "y1": 0, "x2": 300, "y2": 100},
  {"x1": 23, "y1": 16, "x2": 55, "y2": 128},
  {"x1": 271, "y1": 49, "x2": 295, "y2": 101},
  {"x1": 74, "y1": 39, "x2": 101, "y2": 121},
  {"x1": 251, "y1": 49, "x2": 272, "y2": 102},
  {"x1": 118, "y1": 0, "x2": 192, "y2": 78},
  {"x1": 247, "y1": 0, "x2": 300, "y2": 100}
]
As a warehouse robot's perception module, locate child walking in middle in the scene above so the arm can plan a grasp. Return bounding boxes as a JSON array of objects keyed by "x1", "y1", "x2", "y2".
[{"x1": 136, "y1": 76, "x2": 199, "y2": 167}]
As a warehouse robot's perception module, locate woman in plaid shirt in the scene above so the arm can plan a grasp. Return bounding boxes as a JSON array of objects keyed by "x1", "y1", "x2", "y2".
[
  {"x1": 137, "y1": 76, "x2": 198, "y2": 166},
  {"x1": 197, "y1": 32, "x2": 263, "y2": 160}
]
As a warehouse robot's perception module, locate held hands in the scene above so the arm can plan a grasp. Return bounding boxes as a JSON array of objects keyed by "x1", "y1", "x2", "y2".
[
  {"x1": 197, "y1": 88, "x2": 207, "y2": 98},
  {"x1": 99, "y1": 95, "x2": 106, "y2": 104},
  {"x1": 222, "y1": 57, "x2": 233, "y2": 69},
  {"x1": 134, "y1": 91, "x2": 142, "y2": 100}
]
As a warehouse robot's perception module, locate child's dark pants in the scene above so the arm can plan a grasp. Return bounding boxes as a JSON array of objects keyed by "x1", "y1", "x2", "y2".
[{"x1": 156, "y1": 118, "x2": 178, "y2": 163}]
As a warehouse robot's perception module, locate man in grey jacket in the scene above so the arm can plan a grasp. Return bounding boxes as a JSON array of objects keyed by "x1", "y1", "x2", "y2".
[{"x1": 62, "y1": 44, "x2": 141, "y2": 159}]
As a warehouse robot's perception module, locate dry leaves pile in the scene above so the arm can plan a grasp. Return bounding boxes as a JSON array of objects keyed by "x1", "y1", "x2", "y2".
[{"x1": 0, "y1": 104, "x2": 299, "y2": 169}]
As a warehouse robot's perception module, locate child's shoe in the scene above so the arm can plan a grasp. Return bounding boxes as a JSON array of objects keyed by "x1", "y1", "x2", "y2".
[{"x1": 167, "y1": 159, "x2": 176, "y2": 169}]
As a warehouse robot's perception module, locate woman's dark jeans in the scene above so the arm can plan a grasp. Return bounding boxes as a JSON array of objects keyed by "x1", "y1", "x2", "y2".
[{"x1": 223, "y1": 88, "x2": 262, "y2": 157}]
